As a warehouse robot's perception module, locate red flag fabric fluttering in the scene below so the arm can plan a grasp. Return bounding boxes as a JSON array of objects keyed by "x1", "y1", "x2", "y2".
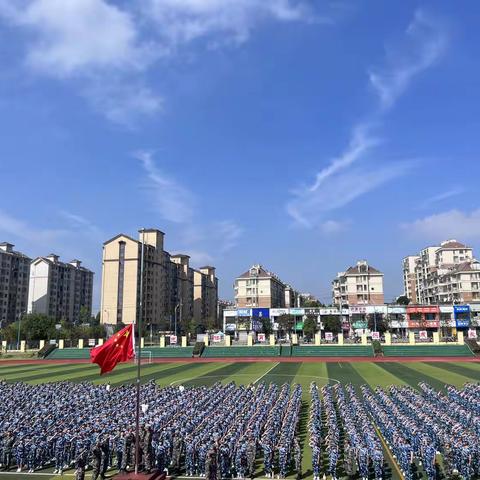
[{"x1": 90, "y1": 324, "x2": 135, "y2": 374}]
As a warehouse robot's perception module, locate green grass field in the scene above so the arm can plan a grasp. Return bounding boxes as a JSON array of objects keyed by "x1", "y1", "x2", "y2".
[{"x1": 0, "y1": 360, "x2": 479, "y2": 480}]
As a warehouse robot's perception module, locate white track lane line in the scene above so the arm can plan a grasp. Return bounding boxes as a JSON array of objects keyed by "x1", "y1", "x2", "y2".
[{"x1": 253, "y1": 362, "x2": 279, "y2": 384}]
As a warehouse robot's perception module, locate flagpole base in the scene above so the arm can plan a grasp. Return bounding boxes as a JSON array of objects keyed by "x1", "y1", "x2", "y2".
[{"x1": 115, "y1": 471, "x2": 166, "y2": 480}]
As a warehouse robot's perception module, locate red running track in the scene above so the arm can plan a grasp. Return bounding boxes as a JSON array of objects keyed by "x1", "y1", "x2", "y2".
[{"x1": 0, "y1": 356, "x2": 478, "y2": 365}]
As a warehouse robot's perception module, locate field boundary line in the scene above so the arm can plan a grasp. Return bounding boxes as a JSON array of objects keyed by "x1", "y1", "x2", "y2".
[
  {"x1": 253, "y1": 362, "x2": 279, "y2": 384},
  {"x1": 372, "y1": 423, "x2": 404, "y2": 480}
]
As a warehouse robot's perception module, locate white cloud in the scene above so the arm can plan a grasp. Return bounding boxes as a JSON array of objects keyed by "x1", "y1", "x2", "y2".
[
  {"x1": 286, "y1": 9, "x2": 448, "y2": 229},
  {"x1": 320, "y1": 220, "x2": 349, "y2": 234},
  {"x1": 306, "y1": 123, "x2": 379, "y2": 191},
  {"x1": 419, "y1": 187, "x2": 464, "y2": 209},
  {"x1": 135, "y1": 150, "x2": 195, "y2": 223},
  {"x1": 368, "y1": 9, "x2": 447, "y2": 110},
  {"x1": 0, "y1": 209, "x2": 66, "y2": 244},
  {"x1": 0, "y1": 0, "x2": 148, "y2": 77},
  {"x1": 215, "y1": 220, "x2": 244, "y2": 253},
  {"x1": 402, "y1": 209, "x2": 480, "y2": 241},
  {"x1": 0, "y1": 0, "x2": 314, "y2": 123},
  {"x1": 135, "y1": 151, "x2": 243, "y2": 259},
  {"x1": 287, "y1": 162, "x2": 412, "y2": 228},
  {"x1": 146, "y1": 0, "x2": 311, "y2": 45},
  {"x1": 84, "y1": 80, "x2": 163, "y2": 126}
]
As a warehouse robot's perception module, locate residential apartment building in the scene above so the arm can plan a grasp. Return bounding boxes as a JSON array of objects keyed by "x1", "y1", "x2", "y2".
[
  {"x1": 332, "y1": 260, "x2": 384, "y2": 307},
  {"x1": 28, "y1": 255, "x2": 93, "y2": 323},
  {"x1": 100, "y1": 229, "x2": 218, "y2": 328},
  {"x1": 234, "y1": 264, "x2": 296, "y2": 308},
  {"x1": 284, "y1": 285, "x2": 299, "y2": 308},
  {"x1": 402, "y1": 255, "x2": 419, "y2": 303},
  {"x1": 170, "y1": 255, "x2": 194, "y2": 325},
  {"x1": 194, "y1": 267, "x2": 218, "y2": 324},
  {"x1": 403, "y1": 239, "x2": 478, "y2": 304},
  {"x1": 0, "y1": 243, "x2": 31, "y2": 326}
]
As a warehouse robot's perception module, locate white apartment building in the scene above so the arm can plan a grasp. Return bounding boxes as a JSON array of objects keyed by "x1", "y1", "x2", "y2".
[
  {"x1": 403, "y1": 239, "x2": 477, "y2": 304},
  {"x1": 28, "y1": 255, "x2": 93, "y2": 323},
  {"x1": 332, "y1": 260, "x2": 384, "y2": 307}
]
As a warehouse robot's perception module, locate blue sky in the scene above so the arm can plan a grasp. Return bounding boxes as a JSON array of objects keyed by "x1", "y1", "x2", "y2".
[{"x1": 1, "y1": 0, "x2": 479, "y2": 309}]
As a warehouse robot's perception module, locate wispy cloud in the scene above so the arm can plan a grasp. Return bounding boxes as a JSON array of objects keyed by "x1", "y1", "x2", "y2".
[
  {"x1": 135, "y1": 151, "x2": 243, "y2": 261},
  {"x1": 368, "y1": 9, "x2": 447, "y2": 111},
  {"x1": 419, "y1": 187, "x2": 464, "y2": 209},
  {"x1": 287, "y1": 162, "x2": 413, "y2": 228},
  {"x1": 402, "y1": 209, "x2": 480, "y2": 241},
  {"x1": 0, "y1": 210, "x2": 66, "y2": 244},
  {"x1": 145, "y1": 0, "x2": 315, "y2": 45},
  {"x1": 307, "y1": 123, "x2": 380, "y2": 191},
  {"x1": 135, "y1": 150, "x2": 195, "y2": 223},
  {"x1": 215, "y1": 220, "x2": 244, "y2": 253},
  {"x1": 286, "y1": 8, "x2": 447, "y2": 229}
]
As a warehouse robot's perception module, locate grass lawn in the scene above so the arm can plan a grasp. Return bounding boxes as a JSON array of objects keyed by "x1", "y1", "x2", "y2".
[{"x1": 0, "y1": 360, "x2": 479, "y2": 480}]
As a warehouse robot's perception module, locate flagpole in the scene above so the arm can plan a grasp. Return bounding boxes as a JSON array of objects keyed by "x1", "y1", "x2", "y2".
[{"x1": 135, "y1": 228, "x2": 145, "y2": 475}]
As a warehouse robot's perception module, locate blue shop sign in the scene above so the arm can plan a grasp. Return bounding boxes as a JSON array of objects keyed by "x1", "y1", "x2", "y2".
[
  {"x1": 252, "y1": 308, "x2": 270, "y2": 318},
  {"x1": 454, "y1": 305, "x2": 470, "y2": 327}
]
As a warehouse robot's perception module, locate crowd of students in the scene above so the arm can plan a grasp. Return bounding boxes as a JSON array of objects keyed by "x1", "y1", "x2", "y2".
[{"x1": 0, "y1": 378, "x2": 479, "y2": 479}]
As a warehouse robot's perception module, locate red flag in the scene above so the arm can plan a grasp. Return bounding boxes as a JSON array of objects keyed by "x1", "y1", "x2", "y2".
[{"x1": 90, "y1": 324, "x2": 135, "y2": 374}]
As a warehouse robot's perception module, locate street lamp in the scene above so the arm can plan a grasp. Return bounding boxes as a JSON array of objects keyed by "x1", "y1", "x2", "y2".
[
  {"x1": 17, "y1": 311, "x2": 25, "y2": 351},
  {"x1": 174, "y1": 301, "x2": 183, "y2": 336}
]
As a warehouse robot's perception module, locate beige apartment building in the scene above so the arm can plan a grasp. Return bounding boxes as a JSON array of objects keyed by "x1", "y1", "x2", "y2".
[
  {"x1": 402, "y1": 255, "x2": 419, "y2": 303},
  {"x1": 194, "y1": 267, "x2": 218, "y2": 324},
  {"x1": 234, "y1": 264, "x2": 296, "y2": 308},
  {"x1": 332, "y1": 260, "x2": 384, "y2": 306},
  {"x1": 28, "y1": 255, "x2": 93, "y2": 323},
  {"x1": 0, "y1": 243, "x2": 31, "y2": 326},
  {"x1": 100, "y1": 229, "x2": 218, "y2": 328},
  {"x1": 403, "y1": 239, "x2": 478, "y2": 304}
]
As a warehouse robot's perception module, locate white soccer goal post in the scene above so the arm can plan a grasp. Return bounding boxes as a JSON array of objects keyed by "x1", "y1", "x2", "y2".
[{"x1": 135, "y1": 349, "x2": 153, "y2": 364}]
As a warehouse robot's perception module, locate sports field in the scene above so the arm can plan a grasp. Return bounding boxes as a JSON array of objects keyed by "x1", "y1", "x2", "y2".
[{"x1": 0, "y1": 360, "x2": 479, "y2": 480}]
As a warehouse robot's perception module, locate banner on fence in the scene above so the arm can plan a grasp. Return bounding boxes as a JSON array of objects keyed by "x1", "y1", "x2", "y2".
[
  {"x1": 371, "y1": 331, "x2": 380, "y2": 340},
  {"x1": 325, "y1": 332, "x2": 333, "y2": 341},
  {"x1": 257, "y1": 333, "x2": 266, "y2": 342},
  {"x1": 88, "y1": 339, "x2": 96, "y2": 347},
  {"x1": 468, "y1": 329, "x2": 477, "y2": 339},
  {"x1": 212, "y1": 334, "x2": 222, "y2": 343},
  {"x1": 419, "y1": 330, "x2": 428, "y2": 340},
  {"x1": 170, "y1": 335, "x2": 177, "y2": 345}
]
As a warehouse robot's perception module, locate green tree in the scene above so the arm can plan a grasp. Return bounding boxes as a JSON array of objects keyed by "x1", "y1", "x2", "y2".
[
  {"x1": 396, "y1": 295, "x2": 410, "y2": 305},
  {"x1": 367, "y1": 314, "x2": 388, "y2": 333},
  {"x1": 302, "y1": 299, "x2": 324, "y2": 308},
  {"x1": 277, "y1": 314, "x2": 295, "y2": 335},
  {"x1": 78, "y1": 306, "x2": 91, "y2": 325},
  {"x1": 1, "y1": 323, "x2": 20, "y2": 343},
  {"x1": 260, "y1": 317, "x2": 273, "y2": 335},
  {"x1": 322, "y1": 315, "x2": 342, "y2": 334},
  {"x1": 303, "y1": 316, "x2": 317, "y2": 339},
  {"x1": 114, "y1": 322, "x2": 126, "y2": 333},
  {"x1": 22, "y1": 314, "x2": 57, "y2": 341}
]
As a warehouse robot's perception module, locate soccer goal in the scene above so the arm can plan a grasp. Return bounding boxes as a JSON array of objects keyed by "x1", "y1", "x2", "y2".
[{"x1": 135, "y1": 349, "x2": 153, "y2": 364}]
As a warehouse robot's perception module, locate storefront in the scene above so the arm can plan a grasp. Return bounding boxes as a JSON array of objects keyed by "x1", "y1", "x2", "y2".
[
  {"x1": 406, "y1": 305, "x2": 440, "y2": 337},
  {"x1": 453, "y1": 305, "x2": 470, "y2": 330}
]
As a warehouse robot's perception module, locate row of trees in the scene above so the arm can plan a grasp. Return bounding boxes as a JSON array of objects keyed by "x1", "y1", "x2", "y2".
[{"x1": 0, "y1": 312, "x2": 105, "y2": 344}]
